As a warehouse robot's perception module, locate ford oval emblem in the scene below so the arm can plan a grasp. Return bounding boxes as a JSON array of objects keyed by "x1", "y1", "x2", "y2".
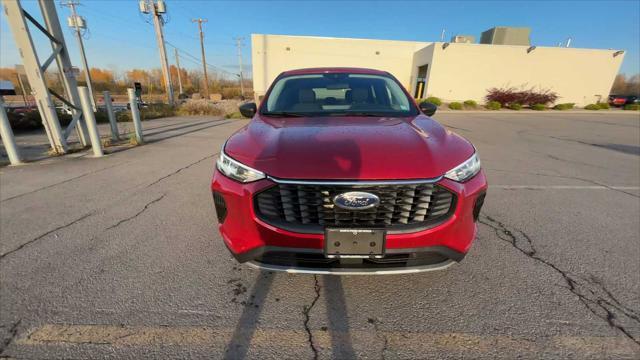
[{"x1": 333, "y1": 191, "x2": 380, "y2": 210}]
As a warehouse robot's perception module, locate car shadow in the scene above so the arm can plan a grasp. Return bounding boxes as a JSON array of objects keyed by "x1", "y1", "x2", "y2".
[
  {"x1": 143, "y1": 119, "x2": 222, "y2": 137},
  {"x1": 323, "y1": 276, "x2": 357, "y2": 359},
  {"x1": 223, "y1": 270, "x2": 275, "y2": 360},
  {"x1": 144, "y1": 121, "x2": 232, "y2": 144}
]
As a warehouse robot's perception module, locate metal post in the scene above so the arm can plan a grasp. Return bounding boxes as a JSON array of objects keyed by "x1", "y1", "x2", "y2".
[
  {"x1": 38, "y1": 0, "x2": 90, "y2": 147},
  {"x1": 174, "y1": 47, "x2": 183, "y2": 95},
  {"x1": 15, "y1": 73, "x2": 29, "y2": 107},
  {"x1": 103, "y1": 91, "x2": 119, "y2": 140},
  {"x1": 78, "y1": 86, "x2": 102, "y2": 157},
  {"x1": 127, "y1": 88, "x2": 144, "y2": 144},
  {"x1": 150, "y1": 1, "x2": 174, "y2": 105},
  {"x1": 0, "y1": 97, "x2": 22, "y2": 165},
  {"x1": 3, "y1": 0, "x2": 68, "y2": 153}
]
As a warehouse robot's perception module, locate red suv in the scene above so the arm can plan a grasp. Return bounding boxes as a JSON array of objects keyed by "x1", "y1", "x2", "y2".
[{"x1": 211, "y1": 68, "x2": 487, "y2": 275}]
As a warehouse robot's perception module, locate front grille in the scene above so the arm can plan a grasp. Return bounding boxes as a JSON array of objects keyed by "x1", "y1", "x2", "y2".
[{"x1": 254, "y1": 181, "x2": 456, "y2": 233}]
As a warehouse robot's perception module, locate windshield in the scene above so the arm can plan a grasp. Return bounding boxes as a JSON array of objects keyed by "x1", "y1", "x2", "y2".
[{"x1": 262, "y1": 73, "x2": 419, "y2": 117}]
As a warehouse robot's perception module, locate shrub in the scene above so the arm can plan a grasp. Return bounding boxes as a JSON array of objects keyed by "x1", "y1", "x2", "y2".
[
  {"x1": 6, "y1": 109, "x2": 72, "y2": 132},
  {"x1": 531, "y1": 104, "x2": 546, "y2": 111},
  {"x1": 448, "y1": 102, "x2": 463, "y2": 110},
  {"x1": 425, "y1": 96, "x2": 442, "y2": 106},
  {"x1": 95, "y1": 109, "x2": 111, "y2": 123},
  {"x1": 225, "y1": 111, "x2": 245, "y2": 119},
  {"x1": 485, "y1": 101, "x2": 501, "y2": 110},
  {"x1": 486, "y1": 87, "x2": 559, "y2": 106},
  {"x1": 584, "y1": 104, "x2": 600, "y2": 110},
  {"x1": 177, "y1": 100, "x2": 224, "y2": 116},
  {"x1": 596, "y1": 102, "x2": 610, "y2": 110},
  {"x1": 463, "y1": 100, "x2": 477, "y2": 108},
  {"x1": 553, "y1": 103, "x2": 575, "y2": 110},
  {"x1": 508, "y1": 103, "x2": 522, "y2": 110},
  {"x1": 624, "y1": 104, "x2": 640, "y2": 110},
  {"x1": 139, "y1": 103, "x2": 175, "y2": 120},
  {"x1": 116, "y1": 103, "x2": 176, "y2": 122}
]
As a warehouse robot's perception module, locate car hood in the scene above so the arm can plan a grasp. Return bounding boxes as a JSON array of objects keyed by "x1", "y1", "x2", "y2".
[{"x1": 224, "y1": 115, "x2": 475, "y2": 180}]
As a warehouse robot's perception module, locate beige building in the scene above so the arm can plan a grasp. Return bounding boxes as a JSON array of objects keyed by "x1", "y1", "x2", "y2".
[{"x1": 251, "y1": 34, "x2": 625, "y2": 106}]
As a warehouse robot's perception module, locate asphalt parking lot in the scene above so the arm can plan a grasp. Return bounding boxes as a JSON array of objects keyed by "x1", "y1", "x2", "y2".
[{"x1": 1, "y1": 112, "x2": 639, "y2": 359}]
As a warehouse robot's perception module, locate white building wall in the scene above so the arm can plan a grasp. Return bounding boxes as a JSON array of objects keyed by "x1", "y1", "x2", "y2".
[
  {"x1": 251, "y1": 34, "x2": 426, "y2": 100},
  {"x1": 423, "y1": 42, "x2": 624, "y2": 105},
  {"x1": 252, "y1": 34, "x2": 625, "y2": 106}
]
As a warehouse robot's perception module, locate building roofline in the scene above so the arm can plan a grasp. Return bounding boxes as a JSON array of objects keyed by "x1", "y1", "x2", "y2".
[
  {"x1": 280, "y1": 67, "x2": 389, "y2": 76},
  {"x1": 251, "y1": 33, "x2": 624, "y2": 53}
]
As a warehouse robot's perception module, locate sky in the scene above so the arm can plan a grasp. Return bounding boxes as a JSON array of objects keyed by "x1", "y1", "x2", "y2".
[{"x1": 1, "y1": 0, "x2": 639, "y2": 79}]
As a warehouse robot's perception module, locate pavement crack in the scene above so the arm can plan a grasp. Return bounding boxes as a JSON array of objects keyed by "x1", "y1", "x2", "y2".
[
  {"x1": 479, "y1": 214, "x2": 640, "y2": 346},
  {"x1": 105, "y1": 194, "x2": 166, "y2": 231},
  {"x1": 368, "y1": 318, "x2": 389, "y2": 360},
  {"x1": 144, "y1": 153, "x2": 218, "y2": 188},
  {"x1": 0, "y1": 213, "x2": 93, "y2": 260},
  {"x1": 302, "y1": 275, "x2": 321, "y2": 360},
  {"x1": 1, "y1": 162, "x2": 127, "y2": 202},
  {"x1": 440, "y1": 123, "x2": 471, "y2": 132},
  {"x1": 0, "y1": 319, "x2": 21, "y2": 355}
]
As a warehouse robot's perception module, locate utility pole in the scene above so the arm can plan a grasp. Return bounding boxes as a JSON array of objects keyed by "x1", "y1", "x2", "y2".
[
  {"x1": 192, "y1": 18, "x2": 209, "y2": 99},
  {"x1": 140, "y1": 0, "x2": 174, "y2": 105},
  {"x1": 174, "y1": 48, "x2": 183, "y2": 95},
  {"x1": 234, "y1": 37, "x2": 245, "y2": 98},
  {"x1": 61, "y1": 0, "x2": 96, "y2": 111}
]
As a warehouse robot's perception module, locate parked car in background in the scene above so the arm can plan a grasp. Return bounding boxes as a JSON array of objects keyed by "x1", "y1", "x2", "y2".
[
  {"x1": 609, "y1": 94, "x2": 639, "y2": 107},
  {"x1": 211, "y1": 67, "x2": 488, "y2": 275}
]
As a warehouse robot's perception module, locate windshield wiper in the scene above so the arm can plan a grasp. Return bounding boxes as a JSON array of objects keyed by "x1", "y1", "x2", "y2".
[{"x1": 261, "y1": 111, "x2": 307, "y2": 117}]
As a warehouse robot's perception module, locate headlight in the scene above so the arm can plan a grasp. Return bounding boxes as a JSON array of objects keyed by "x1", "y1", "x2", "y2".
[
  {"x1": 216, "y1": 151, "x2": 265, "y2": 183},
  {"x1": 444, "y1": 152, "x2": 481, "y2": 182}
]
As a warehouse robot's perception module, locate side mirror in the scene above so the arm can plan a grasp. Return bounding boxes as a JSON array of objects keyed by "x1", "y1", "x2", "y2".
[
  {"x1": 239, "y1": 102, "x2": 257, "y2": 118},
  {"x1": 419, "y1": 101, "x2": 438, "y2": 117}
]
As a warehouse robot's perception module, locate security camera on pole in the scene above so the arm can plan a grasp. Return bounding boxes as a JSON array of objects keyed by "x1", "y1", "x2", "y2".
[{"x1": 139, "y1": 0, "x2": 174, "y2": 106}]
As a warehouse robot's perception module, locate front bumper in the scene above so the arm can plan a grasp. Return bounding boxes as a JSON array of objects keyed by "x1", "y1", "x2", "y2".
[{"x1": 211, "y1": 169, "x2": 487, "y2": 275}]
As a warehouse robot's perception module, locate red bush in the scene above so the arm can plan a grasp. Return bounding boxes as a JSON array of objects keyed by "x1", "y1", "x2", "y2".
[{"x1": 486, "y1": 87, "x2": 558, "y2": 106}]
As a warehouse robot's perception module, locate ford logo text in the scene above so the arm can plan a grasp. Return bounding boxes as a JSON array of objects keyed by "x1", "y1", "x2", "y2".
[{"x1": 333, "y1": 191, "x2": 380, "y2": 210}]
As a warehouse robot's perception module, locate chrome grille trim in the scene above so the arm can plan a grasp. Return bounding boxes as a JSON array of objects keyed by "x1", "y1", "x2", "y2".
[{"x1": 254, "y1": 179, "x2": 456, "y2": 234}]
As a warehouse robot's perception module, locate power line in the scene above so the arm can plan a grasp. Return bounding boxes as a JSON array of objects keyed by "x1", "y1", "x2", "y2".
[{"x1": 165, "y1": 41, "x2": 237, "y2": 77}]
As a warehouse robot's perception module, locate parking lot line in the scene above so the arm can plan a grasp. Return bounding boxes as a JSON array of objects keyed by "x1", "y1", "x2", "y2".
[{"x1": 17, "y1": 324, "x2": 640, "y2": 357}]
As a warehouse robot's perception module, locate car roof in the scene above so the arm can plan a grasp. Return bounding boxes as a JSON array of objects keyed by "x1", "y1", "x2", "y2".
[{"x1": 280, "y1": 67, "x2": 389, "y2": 76}]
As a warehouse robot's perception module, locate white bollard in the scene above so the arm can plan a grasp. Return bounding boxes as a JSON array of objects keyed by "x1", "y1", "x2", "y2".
[
  {"x1": 127, "y1": 88, "x2": 144, "y2": 144},
  {"x1": 78, "y1": 86, "x2": 104, "y2": 157},
  {"x1": 0, "y1": 97, "x2": 22, "y2": 165},
  {"x1": 103, "y1": 91, "x2": 119, "y2": 140}
]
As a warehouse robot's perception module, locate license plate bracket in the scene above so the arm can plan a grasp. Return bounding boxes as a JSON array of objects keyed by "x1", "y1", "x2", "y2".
[{"x1": 324, "y1": 228, "x2": 385, "y2": 258}]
